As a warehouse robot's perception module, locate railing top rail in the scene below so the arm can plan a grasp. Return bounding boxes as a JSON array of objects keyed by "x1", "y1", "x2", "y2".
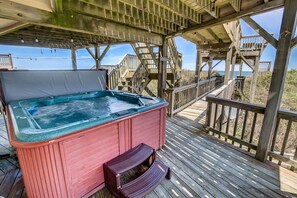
[
  {"x1": 166, "y1": 78, "x2": 216, "y2": 92},
  {"x1": 278, "y1": 109, "x2": 297, "y2": 121},
  {"x1": 0, "y1": 54, "x2": 11, "y2": 58},
  {"x1": 206, "y1": 96, "x2": 266, "y2": 114},
  {"x1": 206, "y1": 94, "x2": 297, "y2": 122},
  {"x1": 241, "y1": 35, "x2": 264, "y2": 38},
  {"x1": 166, "y1": 83, "x2": 197, "y2": 92}
]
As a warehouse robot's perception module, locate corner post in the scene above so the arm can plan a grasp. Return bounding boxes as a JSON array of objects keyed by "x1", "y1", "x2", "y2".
[
  {"x1": 158, "y1": 37, "x2": 168, "y2": 98},
  {"x1": 230, "y1": 52, "x2": 237, "y2": 80},
  {"x1": 250, "y1": 56, "x2": 260, "y2": 103},
  {"x1": 224, "y1": 47, "x2": 232, "y2": 85},
  {"x1": 195, "y1": 48, "x2": 202, "y2": 99},
  {"x1": 71, "y1": 48, "x2": 77, "y2": 70},
  {"x1": 239, "y1": 61, "x2": 243, "y2": 76},
  {"x1": 94, "y1": 45, "x2": 100, "y2": 69},
  {"x1": 207, "y1": 56, "x2": 213, "y2": 91},
  {"x1": 256, "y1": 0, "x2": 297, "y2": 162}
]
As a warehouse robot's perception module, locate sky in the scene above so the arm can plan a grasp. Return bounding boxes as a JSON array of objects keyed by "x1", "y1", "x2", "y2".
[{"x1": 1, "y1": 7, "x2": 296, "y2": 72}]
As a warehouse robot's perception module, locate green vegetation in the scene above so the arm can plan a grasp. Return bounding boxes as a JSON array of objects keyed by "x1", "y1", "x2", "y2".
[{"x1": 242, "y1": 70, "x2": 297, "y2": 111}]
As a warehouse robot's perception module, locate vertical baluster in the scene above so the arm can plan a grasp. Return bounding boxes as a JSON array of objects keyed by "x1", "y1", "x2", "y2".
[
  {"x1": 278, "y1": 120, "x2": 292, "y2": 165},
  {"x1": 248, "y1": 112, "x2": 258, "y2": 152},
  {"x1": 219, "y1": 105, "x2": 225, "y2": 139},
  {"x1": 213, "y1": 104, "x2": 218, "y2": 129},
  {"x1": 240, "y1": 110, "x2": 248, "y2": 148},
  {"x1": 269, "y1": 118, "x2": 280, "y2": 161},
  {"x1": 225, "y1": 106, "x2": 232, "y2": 142},
  {"x1": 232, "y1": 108, "x2": 240, "y2": 144}
]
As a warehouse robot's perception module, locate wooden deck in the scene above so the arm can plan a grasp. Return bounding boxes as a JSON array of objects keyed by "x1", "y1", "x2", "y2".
[{"x1": 1, "y1": 99, "x2": 297, "y2": 198}]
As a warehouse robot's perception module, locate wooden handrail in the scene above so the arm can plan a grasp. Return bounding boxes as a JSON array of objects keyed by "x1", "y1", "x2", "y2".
[{"x1": 206, "y1": 96, "x2": 266, "y2": 114}]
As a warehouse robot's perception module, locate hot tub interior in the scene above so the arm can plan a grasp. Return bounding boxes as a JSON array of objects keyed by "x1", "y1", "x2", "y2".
[
  {"x1": 23, "y1": 92, "x2": 145, "y2": 129},
  {"x1": 9, "y1": 91, "x2": 166, "y2": 142}
]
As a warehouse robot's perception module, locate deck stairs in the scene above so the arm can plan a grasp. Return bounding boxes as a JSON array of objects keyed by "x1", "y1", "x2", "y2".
[
  {"x1": 103, "y1": 143, "x2": 171, "y2": 198},
  {"x1": 105, "y1": 39, "x2": 182, "y2": 96},
  {"x1": 129, "y1": 42, "x2": 158, "y2": 94}
]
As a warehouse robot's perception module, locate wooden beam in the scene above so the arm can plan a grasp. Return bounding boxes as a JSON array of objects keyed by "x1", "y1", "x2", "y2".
[
  {"x1": 228, "y1": 0, "x2": 241, "y2": 12},
  {"x1": 0, "y1": 0, "x2": 163, "y2": 45},
  {"x1": 86, "y1": 47, "x2": 95, "y2": 59},
  {"x1": 172, "y1": 0, "x2": 284, "y2": 36},
  {"x1": 242, "y1": 16, "x2": 278, "y2": 48},
  {"x1": 0, "y1": 22, "x2": 29, "y2": 36},
  {"x1": 212, "y1": 60, "x2": 223, "y2": 69},
  {"x1": 98, "y1": 45, "x2": 110, "y2": 62},
  {"x1": 256, "y1": 0, "x2": 297, "y2": 162},
  {"x1": 206, "y1": 28, "x2": 221, "y2": 43},
  {"x1": 198, "y1": 42, "x2": 232, "y2": 50},
  {"x1": 240, "y1": 55, "x2": 254, "y2": 70}
]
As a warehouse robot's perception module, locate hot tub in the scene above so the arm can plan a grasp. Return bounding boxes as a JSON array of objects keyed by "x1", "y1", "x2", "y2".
[{"x1": 6, "y1": 90, "x2": 168, "y2": 198}]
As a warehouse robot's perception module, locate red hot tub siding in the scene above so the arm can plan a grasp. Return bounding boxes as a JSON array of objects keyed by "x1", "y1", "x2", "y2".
[{"x1": 7, "y1": 105, "x2": 167, "y2": 198}]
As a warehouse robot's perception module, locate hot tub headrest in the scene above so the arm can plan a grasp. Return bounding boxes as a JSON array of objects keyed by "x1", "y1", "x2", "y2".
[{"x1": 0, "y1": 70, "x2": 107, "y2": 104}]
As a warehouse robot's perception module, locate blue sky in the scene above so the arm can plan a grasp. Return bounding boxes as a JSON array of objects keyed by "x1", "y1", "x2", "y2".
[{"x1": 1, "y1": 8, "x2": 296, "y2": 71}]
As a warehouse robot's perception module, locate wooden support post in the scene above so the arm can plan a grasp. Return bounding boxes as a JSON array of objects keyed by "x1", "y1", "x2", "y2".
[
  {"x1": 207, "y1": 57, "x2": 213, "y2": 80},
  {"x1": 195, "y1": 48, "x2": 202, "y2": 99},
  {"x1": 71, "y1": 48, "x2": 77, "y2": 70},
  {"x1": 230, "y1": 53, "x2": 237, "y2": 80},
  {"x1": 94, "y1": 45, "x2": 100, "y2": 69},
  {"x1": 158, "y1": 37, "x2": 167, "y2": 98},
  {"x1": 208, "y1": 57, "x2": 213, "y2": 92},
  {"x1": 195, "y1": 48, "x2": 202, "y2": 83},
  {"x1": 256, "y1": 0, "x2": 297, "y2": 162},
  {"x1": 224, "y1": 47, "x2": 232, "y2": 85},
  {"x1": 250, "y1": 56, "x2": 260, "y2": 103},
  {"x1": 239, "y1": 61, "x2": 243, "y2": 76}
]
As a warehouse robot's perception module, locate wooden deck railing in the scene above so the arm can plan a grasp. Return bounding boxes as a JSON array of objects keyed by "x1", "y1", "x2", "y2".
[
  {"x1": 269, "y1": 110, "x2": 297, "y2": 170},
  {"x1": 240, "y1": 35, "x2": 266, "y2": 51},
  {"x1": 107, "y1": 54, "x2": 134, "y2": 89},
  {"x1": 166, "y1": 78, "x2": 216, "y2": 117},
  {"x1": 205, "y1": 95, "x2": 297, "y2": 170}
]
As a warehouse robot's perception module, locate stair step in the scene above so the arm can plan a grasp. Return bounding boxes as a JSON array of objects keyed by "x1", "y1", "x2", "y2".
[
  {"x1": 104, "y1": 144, "x2": 156, "y2": 197},
  {"x1": 119, "y1": 161, "x2": 171, "y2": 198},
  {"x1": 104, "y1": 143, "x2": 154, "y2": 175}
]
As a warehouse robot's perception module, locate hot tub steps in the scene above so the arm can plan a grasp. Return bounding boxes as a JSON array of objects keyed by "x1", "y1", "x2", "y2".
[
  {"x1": 103, "y1": 143, "x2": 171, "y2": 198},
  {"x1": 119, "y1": 160, "x2": 171, "y2": 198}
]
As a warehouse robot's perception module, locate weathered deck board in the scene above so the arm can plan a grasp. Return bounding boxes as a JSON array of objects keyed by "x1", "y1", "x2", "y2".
[{"x1": 1, "y1": 97, "x2": 297, "y2": 198}]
